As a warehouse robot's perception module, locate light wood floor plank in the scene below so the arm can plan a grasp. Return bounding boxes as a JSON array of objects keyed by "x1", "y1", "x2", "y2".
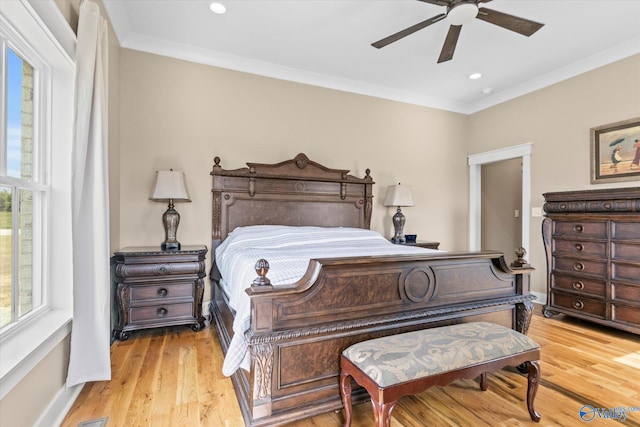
[{"x1": 61, "y1": 307, "x2": 640, "y2": 426}]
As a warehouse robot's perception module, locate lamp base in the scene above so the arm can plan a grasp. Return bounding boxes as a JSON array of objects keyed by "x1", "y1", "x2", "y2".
[
  {"x1": 391, "y1": 207, "x2": 406, "y2": 244},
  {"x1": 161, "y1": 241, "x2": 181, "y2": 251},
  {"x1": 161, "y1": 201, "x2": 182, "y2": 251}
]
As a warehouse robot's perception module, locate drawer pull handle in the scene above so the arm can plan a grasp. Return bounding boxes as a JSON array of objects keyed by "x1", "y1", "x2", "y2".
[
  {"x1": 572, "y1": 300, "x2": 584, "y2": 310},
  {"x1": 157, "y1": 307, "x2": 168, "y2": 317},
  {"x1": 574, "y1": 243, "x2": 584, "y2": 252},
  {"x1": 572, "y1": 281, "x2": 584, "y2": 290},
  {"x1": 573, "y1": 263, "x2": 585, "y2": 271},
  {"x1": 158, "y1": 288, "x2": 168, "y2": 297},
  {"x1": 574, "y1": 225, "x2": 583, "y2": 233}
]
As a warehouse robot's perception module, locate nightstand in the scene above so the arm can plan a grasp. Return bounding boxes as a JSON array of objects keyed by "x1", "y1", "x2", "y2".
[
  {"x1": 401, "y1": 240, "x2": 440, "y2": 250},
  {"x1": 113, "y1": 245, "x2": 207, "y2": 340}
]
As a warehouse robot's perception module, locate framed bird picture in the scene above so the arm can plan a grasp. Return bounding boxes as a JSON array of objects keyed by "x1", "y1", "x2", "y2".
[{"x1": 590, "y1": 117, "x2": 640, "y2": 184}]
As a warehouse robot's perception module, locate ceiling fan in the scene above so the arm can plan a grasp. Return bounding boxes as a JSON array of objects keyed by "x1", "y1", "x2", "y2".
[{"x1": 371, "y1": 0, "x2": 544, "y2": 63}]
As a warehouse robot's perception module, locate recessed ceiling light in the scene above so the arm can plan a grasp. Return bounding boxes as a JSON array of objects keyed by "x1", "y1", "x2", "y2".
[
  {"x1": 209, "y1": 2, "x2": 226, "y2": 14},
  {"x1": 469, "y1": 73, "x2": 482, "y2": 80},
  {"x1": 481, "y1": 88, "x2": 493, "y2": 95}
]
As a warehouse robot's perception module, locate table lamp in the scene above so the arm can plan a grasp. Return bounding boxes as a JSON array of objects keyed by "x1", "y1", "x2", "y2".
[
  {"x1": 150, "y1": 169, "x2": 191, "y2": 250},
  {"x1": 384, "y1": 183, "x2": 414, "y2": 244}
]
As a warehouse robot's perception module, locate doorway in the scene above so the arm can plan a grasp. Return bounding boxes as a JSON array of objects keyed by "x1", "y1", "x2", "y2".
[{"x1": 468, "y1": 143, "x2": 532, "y2": 255}]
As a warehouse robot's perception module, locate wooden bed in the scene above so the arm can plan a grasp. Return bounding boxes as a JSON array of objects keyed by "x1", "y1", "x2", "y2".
[{"x1": 209, "y1": 153, "x2": 535, "y2": 427}]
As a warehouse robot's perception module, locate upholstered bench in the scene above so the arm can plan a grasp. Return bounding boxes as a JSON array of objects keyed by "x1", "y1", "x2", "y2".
[{"x1": 340, "y1": 322, "x2": 541, "y2": 427}]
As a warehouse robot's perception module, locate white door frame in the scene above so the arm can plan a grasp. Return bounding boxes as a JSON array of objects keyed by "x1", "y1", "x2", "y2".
[{"x1": 468, "y1": 143, "x2": 532, "y2": 253}]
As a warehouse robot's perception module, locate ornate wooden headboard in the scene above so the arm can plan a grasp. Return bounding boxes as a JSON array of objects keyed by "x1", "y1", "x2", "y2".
[{"x1": 210, "y1": 153, "x2": 374, "y2": 250}]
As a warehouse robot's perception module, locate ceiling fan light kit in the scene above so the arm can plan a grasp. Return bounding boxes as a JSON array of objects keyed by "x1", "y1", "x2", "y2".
[
  {"x1": 446, "y1": 2, "x2": 478, "y2": 25},
  {"x1": 372, "y1": 0, "x2": 544, "y2": 63}
]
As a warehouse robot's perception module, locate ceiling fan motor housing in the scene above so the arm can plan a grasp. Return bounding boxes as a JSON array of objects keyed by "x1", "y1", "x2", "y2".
[{"x1": 447, "y1": 1, "x2": 479, "y2": 25}]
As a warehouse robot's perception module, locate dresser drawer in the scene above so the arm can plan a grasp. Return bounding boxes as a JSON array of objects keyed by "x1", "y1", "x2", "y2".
[
  {"x1": 129, "y1": 302, "x2": 194, "y2": 324},
  {"x1": 554, "y1": 257, "x2": 607, "y2": 277},
  {"x1": 553, "y1": 239, "x2": 607, "y2": 258},
  {"x1": 612, "y1": 303, "x2": 640, "y2": 326},
  {"x1": 129, "y1": 282, "x2": 193, "y2": 302},
  {"x1": 553, "y1": 221, "x2": 606, "y2": 239},
  {"x1": 612, "y1": 221, "x2": 640, "y2": 240},
  {"x1": 551, "y1": 274, "x2": 606, "y2": 297},
  {"x1": 612, "y1": 242, "x2": 640, "y2": 262},
  {"x1": 550, "y1": 292, "x2": 606, "y2": 318},
  {"x1": 613, "y1": 282, "x2": 640, "y2": 303},
  {"x1": 612, "y1": 262, "x2": 640, "y2": 283}
]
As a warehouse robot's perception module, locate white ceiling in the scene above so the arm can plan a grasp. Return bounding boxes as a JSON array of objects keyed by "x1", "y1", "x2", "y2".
[{"x1": 102, "y1": 0, "x2": 640, "y2": 114}]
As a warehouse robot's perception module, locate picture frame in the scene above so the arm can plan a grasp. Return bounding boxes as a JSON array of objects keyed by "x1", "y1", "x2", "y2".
[{"x1": 590, "y1": 117, "x2": 640, "y2": 184}]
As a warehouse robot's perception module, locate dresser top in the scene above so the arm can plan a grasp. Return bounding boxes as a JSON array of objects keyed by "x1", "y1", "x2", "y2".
[{"x1": 543, "y1": 187, "x2": 640, "y2": 202}]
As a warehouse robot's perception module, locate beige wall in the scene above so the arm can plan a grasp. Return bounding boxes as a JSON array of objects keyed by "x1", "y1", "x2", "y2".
[
  {"x1": 469, "y1": 53, "x2": 640, "y2": 295},
  {"x1": 118, "y1": 49, "x2": 470, "y2": 292},
  {"x1": 0, "y1": 336, "x2": 71, "y2": 427},
  {"x1": 119, "y1": 49, "x2": 640, "y2": 306}
]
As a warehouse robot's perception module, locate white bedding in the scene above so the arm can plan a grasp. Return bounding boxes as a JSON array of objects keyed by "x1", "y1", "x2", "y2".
[{"x1": 214, "y1": 225, "x2": 438, "y2": 376}]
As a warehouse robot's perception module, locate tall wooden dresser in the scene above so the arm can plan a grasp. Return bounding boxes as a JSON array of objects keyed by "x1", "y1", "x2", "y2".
[{"x1": 542, "y1": 187, "x2": 640, "y2": 334}]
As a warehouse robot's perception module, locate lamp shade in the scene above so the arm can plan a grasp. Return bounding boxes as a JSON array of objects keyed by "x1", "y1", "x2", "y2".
[
  {"x1": 150, "y1": 170, "x2": 191, "y2": 202},
  {"x1": 383, "y1": 184, "x2": 414, "y2": 207}
]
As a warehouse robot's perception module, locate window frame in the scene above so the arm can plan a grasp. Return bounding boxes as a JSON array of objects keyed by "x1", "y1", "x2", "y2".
[{"x1": 0, "y1": 0, "x2": 75, "y2": 399}]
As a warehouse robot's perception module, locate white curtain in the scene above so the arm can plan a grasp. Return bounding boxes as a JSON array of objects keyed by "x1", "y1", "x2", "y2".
[{"x1": 66, "y1": 0, "x2": 111, "y2": 388}]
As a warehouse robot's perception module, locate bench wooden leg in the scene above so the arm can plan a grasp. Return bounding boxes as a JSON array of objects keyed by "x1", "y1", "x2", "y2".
[
  {"x1": 526, "y1": 360, "x2": 542, "y2": 422},
  {"x1": 340, "y1": 370, "x2": 353, "y2": 427},
  {"x1": 479, "y1": 372, "x2": 488, "y2": 391},
  {"x1": 371, "y1": 398, "x2": 397, "y2": 427}
]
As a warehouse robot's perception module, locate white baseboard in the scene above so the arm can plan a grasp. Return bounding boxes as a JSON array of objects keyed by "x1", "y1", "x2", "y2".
[
  {"x1": 37, "y1": 382, "x2": 84, "y2": 427},
  {"x1": 531, "y1": 291, "x2": 547, "y2": 305},
  {"x1": 202, "y1": 298, "x2": 212, "y2": 326}
]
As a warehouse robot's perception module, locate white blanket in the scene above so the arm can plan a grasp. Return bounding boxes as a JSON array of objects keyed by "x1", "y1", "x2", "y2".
[{"x1": 214, "y1": 225, "x2": 438, "y2": 375}]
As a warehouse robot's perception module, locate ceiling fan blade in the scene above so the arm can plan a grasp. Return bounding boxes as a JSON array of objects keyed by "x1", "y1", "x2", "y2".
[
  {"x1": 415, "y1": 0, "x2": 451, "y2": 6},
  {"x1": 438, "y1": 25, "x2": 462, "y2": 63},
  {"x1": 476, "y1": 7, "x2": 544, "y2": 36},
  {"x1": 372, "y1": 13, "x2": 446, "y2": 49}
]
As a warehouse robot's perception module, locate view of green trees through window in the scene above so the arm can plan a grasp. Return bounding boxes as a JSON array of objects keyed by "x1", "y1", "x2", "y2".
[{"x1": 1, "y1": 46, "x2": 35, "y2": 329}]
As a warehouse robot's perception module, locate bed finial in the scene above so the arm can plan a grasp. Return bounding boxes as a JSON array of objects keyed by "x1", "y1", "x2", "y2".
[
  {"x1": 214, "y1": 156, "x2": 221, "y2": 166},
  {"x1": 252, "y1": 259, "x2": 272, "y2": 289},
  {"x1": 295, "y1": 153, "x2": 310, "y2": 169}
]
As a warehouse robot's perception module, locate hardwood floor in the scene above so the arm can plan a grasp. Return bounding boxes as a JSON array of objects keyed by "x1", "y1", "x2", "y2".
[{"x1": 61, "y1": 306, "x2": 640, "y2": 426}]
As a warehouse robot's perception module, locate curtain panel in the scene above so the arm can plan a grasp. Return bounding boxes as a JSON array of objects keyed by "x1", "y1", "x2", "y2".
[{"x1": 66, "y1": 0, "x2": 111, "y2": 388}]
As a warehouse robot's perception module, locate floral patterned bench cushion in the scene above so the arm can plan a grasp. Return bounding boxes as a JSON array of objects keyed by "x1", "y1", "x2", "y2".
[{"x1": 342, "y1": 322, "x2": 540, "y2": 388}]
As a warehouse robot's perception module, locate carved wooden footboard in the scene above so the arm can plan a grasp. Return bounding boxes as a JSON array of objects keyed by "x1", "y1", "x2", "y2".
[{"x1": 211, "y1": 251, "x2": 534, "y2": 426}]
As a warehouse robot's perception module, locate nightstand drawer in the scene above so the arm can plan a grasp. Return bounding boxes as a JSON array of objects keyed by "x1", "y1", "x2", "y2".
[
  {"x1": 129, "y1": 302, "x2": 194, "y2": 324},
  {"x1": 551, "y1": 292, "x2": 606, "y2": 318},
  {"x1": 117, "y1": 261, "x2": 203, "y2": 278},
  {"x1": 130, "y1": 283, "x2": 193, "y2": 302}
]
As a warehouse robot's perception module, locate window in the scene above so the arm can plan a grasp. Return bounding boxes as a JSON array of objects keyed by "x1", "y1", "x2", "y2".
[
  {"x1": 0, "y1": 0, "x2": 74, "y2": 397},
  {"x1": 1, "y1": 28, "x2": 45, "y2": 332},
  {"x1": 0, "y1": 40, "x2": 47, "y2": 328}
]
